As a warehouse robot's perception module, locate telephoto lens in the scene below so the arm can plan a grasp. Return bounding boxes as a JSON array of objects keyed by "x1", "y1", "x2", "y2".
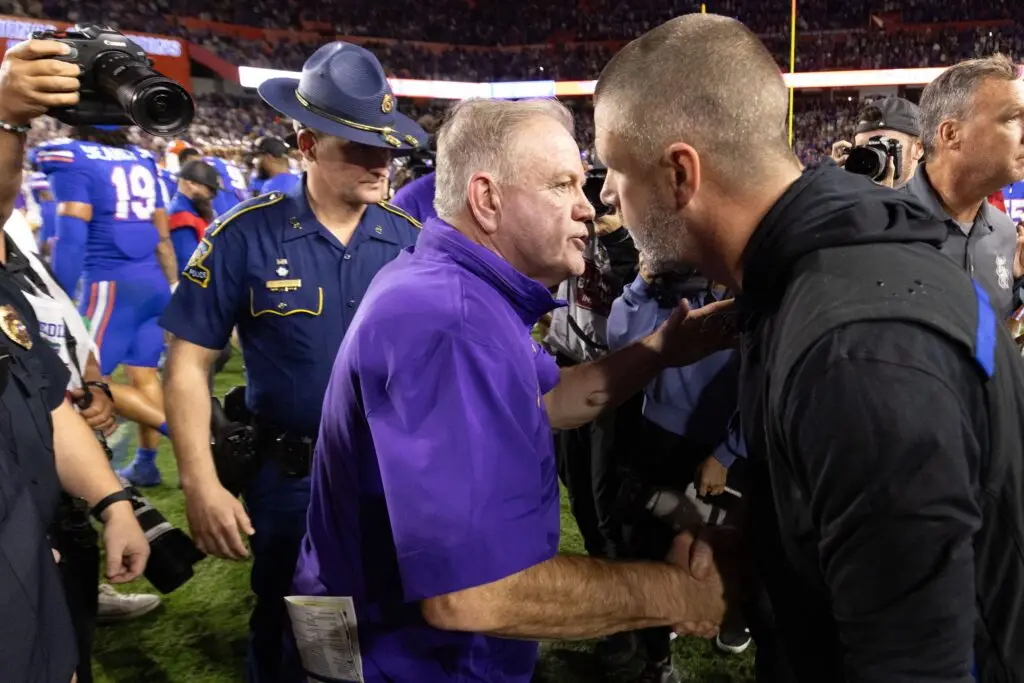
[
  {"x1": 93, "y1": 51, "x2": 195, "y2": 137},
  {"x1": 116, "y1": 475, "x2": 205, "y2": 593}
]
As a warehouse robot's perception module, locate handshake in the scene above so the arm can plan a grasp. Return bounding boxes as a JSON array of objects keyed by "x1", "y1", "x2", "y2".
[{"x1": 662, "y1": 525, "x2": 751, "y2": 639}]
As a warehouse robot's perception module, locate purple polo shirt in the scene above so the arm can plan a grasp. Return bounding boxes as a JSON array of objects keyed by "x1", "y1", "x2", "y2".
[
  {"x1": 391, "y1": 171, "x2": 437, "y2": 224},
  {"x1": 294, "y1": 217, "x2": 562, "y2": 682}
]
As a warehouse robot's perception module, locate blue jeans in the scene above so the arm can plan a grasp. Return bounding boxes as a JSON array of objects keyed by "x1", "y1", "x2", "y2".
[{"x1": 244, "y1": 462, "x2": 311, "y2": 683}]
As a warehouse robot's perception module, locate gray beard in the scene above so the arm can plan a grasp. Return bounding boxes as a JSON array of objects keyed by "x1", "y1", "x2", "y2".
[{"x1": 631, "y1": 201, "x2": 695, "y2": 274}]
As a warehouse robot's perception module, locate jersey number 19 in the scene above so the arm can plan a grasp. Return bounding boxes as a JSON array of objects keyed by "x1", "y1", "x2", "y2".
[{"x1": 111, "y1": 165, "x2": 157, "y2": 221}]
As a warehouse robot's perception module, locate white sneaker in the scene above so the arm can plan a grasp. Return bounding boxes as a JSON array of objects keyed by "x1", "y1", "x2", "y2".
[
  {"x1": 97, "y1": 584, "x2": 161, "y2": 623},
  {"x1": 715, "y1": 628, "x2": 752, "y2": 655}
]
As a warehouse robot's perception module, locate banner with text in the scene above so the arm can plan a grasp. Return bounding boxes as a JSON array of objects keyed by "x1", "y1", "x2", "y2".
[{"x1": 0, "y1": 16, "x2": 191, "y2": 91}]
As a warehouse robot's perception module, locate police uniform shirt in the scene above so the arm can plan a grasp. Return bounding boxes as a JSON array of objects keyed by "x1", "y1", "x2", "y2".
[
  {"x1": 0, "y1": 240, "x2": 78, "y2": 683},
  {"x1": 159, "y1": 177, "x2": 422, "y2": 436},
  {"x1": 905, "y1": 164, "x2": 1020, "y2": 317}
]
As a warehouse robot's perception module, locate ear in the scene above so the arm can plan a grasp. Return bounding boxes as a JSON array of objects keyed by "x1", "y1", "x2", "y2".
[
  {"x1": 663, "y1": 142, "x2": 701, "y2": 211},
  {"x1": 938, "y1": 119, "x2": 961, "y2": 152},
  {"x1": 297, "y1": 129, "x2": 317, "y2": 161},
  {"x1": 912, "y1": 137, "x2": 924, "y2": 161},
  {"x1": 466, "y1": 172, "x2": 502, "y2": 235}
]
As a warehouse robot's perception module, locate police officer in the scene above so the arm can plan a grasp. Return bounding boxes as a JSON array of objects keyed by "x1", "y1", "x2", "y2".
[
  {"x1": 0, "y1": 38, "x2": 150, "y2": 683},
  {"x1": 909, "y1": 55, "x2": 1024, "y2": 318},
  {"x1": 160, "y1": 42, "x2": 427, "y2": 683}
]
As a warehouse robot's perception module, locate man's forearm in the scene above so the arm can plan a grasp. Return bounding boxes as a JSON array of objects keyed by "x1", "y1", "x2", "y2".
[
  {"x1": 427, "y1": 553, "x2": 705, "y2": 640},
  {"x1": 164, "y1": 341, "x2": 217, "y2": 490},
  {"x1": 51, "y1": 400, "x2": 127, "y2": 508},
  {"x1": 156, "y1": 236, "x2": 179, "y2": 285},
  {"x1": 545, "y1": 335, "x2": 664, "y2": 430},
  {"x1": 0, "y1": 130, "x2": 25, "y2": 224}
]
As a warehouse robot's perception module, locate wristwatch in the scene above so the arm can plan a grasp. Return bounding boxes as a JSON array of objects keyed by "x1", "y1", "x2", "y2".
[{"x1": 84, "y1": 380, "x2": 114, "y2": 401}]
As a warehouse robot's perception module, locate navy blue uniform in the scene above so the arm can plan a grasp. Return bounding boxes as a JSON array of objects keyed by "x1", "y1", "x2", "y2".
[
  {"x1": 160, "y1": 177, "x2": 421, "y2": 683},
  {"x1": 0, "y1": 239, "x2": 78, "y2": 683}
]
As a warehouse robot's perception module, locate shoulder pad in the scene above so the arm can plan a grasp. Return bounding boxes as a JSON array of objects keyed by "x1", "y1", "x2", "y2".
[
  {"x1": 377, "y1": 201, "x2": 422, "y2": 229},
  {"x1": 207, "y1": 191, "x2": 287, "y2": 238}
]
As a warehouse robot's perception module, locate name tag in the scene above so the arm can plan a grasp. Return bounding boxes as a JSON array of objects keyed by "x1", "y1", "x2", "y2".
[{"x1": 266, "y1": 279, "x2": 302, "y2": 292}]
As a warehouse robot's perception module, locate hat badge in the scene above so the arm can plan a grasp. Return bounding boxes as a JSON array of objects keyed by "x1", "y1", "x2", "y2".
[
  {"x1": 0, "y1": 305, "x2": 32, "y2": 349},
  {"x1": 381, "y1": 93, "x2": 394, "y2": 114}
]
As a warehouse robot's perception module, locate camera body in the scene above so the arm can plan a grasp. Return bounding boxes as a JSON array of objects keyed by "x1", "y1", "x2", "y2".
[
  {"x1": 845, "y1": 135, "x2": 904, "y2": 183},
  {"x1": 30, "y1": 24, "x2": 194, "y2": 136}
]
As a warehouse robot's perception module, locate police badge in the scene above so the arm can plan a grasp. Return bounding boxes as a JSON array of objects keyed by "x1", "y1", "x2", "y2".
[
  {"x1": 0, "y1": 305, "x2": 32, "y2": 349},
  {"x1": 381, "y1": 93, "x2": 394, "y2": 114}
]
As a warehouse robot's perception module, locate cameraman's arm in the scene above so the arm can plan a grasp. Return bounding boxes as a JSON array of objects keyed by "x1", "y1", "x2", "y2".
[{"x1": 0, "y1": 40, "x2": 80, "y2": 223}]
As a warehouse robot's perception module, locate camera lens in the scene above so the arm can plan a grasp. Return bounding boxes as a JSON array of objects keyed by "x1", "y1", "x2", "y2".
[
  {"x1": 93, "y1": 51, "x2": 195, "y2": 136},
  {"x1": 844, "y1": 146, "x2": 888, "y2": 181}
]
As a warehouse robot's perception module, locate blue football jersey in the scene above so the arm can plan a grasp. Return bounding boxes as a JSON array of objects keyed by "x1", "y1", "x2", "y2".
[
  {"x1": 204, "y1": 156, "x2": 248, "y2": 216},
  {"x1": 1005, "y1": 181, "x2": 1024, "y2": 224},
  {"x1": 37, "y1": 138, "x2": 166, "y2": 282},
  {"x1": 158, "y1": 166, "x2": 178, "y2": 209}
]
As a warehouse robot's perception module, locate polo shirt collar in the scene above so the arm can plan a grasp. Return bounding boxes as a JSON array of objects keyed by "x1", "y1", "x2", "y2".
[
  {"x1": 909, "y1": 164, "x2": 997, "y2": 236},
  {"x1": 419, "y1": 218, "x2": 563, "y2": 325}
]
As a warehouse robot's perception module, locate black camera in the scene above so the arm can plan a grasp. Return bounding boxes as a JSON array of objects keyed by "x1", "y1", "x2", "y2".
[
  {"x1": 73, "y1": 390, "x2": 205, "y2": 593},
  {"x1": 117, "y1": 475, "x2": 206, "y2": 593},
  {"x1": 845, "y1": 135, "x2": 903, "y2": 183},
  {"x1": 30, "y1": 24, "x2": 194, "y2": 137},
  {"x1": 584, "y1": 167, "x2": 612, "y2": 219}
]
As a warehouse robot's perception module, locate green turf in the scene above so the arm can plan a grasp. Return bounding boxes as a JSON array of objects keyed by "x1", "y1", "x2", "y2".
[{"x1": 93, "y1": 358, "x2": 754, "y2": 682}]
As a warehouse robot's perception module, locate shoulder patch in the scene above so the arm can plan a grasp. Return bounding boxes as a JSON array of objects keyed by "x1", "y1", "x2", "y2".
[
  {"x1": 378, "y1": 201, "x2": 422, "y2": 229},
  {"x1": 207, "y1": 191, "x2": 286, "y2": 238},
  {"x1": 182, "y1": 238, "x2": 214, "y2": 288}
]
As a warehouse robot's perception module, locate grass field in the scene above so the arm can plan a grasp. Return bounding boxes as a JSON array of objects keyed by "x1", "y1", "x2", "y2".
[{"x1": 92, "y1": 357, "x2": 754, "y2": 683}]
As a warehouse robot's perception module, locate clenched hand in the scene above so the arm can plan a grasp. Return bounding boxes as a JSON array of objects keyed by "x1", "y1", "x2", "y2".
[{"x1": 0, "y1": 39, "x2": 80, "y2": 126}]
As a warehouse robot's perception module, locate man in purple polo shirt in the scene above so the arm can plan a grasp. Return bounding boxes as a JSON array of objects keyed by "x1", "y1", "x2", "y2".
[{"x1": 292, "y1": 98, "x2": 740, "y2": 683}]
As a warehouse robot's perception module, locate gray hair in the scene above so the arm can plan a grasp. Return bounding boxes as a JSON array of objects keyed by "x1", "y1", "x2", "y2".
[
  {"x1": 433, "y1": 98, "x2": 575, "y2": 222},
  {"x1": 919, "y1": 54, "x2": 1018, "y2": 158},
  {"x1": 594, "y1": 14, "x2": 791, "y2": 181}
]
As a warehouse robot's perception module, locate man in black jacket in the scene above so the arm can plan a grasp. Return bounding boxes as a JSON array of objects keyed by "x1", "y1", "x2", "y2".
[{"x1": 594, "y1": 13, "x2": 1024, "y2": 683}]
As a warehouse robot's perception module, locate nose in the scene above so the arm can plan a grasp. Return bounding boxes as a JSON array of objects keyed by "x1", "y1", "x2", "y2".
[
  {"x1": 599, "y1": 175, "x2": 618, "y2": 209},
  {"x1": 576, "y1": 190, "x2": 597, "y2": 222}
]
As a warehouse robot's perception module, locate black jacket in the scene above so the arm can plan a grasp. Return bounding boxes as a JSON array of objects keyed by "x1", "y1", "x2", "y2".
[{"x1": 738, "y1": 164, "x2": 1024, "y2": 683}]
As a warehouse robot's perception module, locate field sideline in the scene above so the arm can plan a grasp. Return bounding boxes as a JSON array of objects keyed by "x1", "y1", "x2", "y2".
[{"x1": 93, "y1": 357, "x2": 754, "y2": 682}]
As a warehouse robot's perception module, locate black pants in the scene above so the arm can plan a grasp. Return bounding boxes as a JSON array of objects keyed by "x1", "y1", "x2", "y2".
[
  {"x1": 51, "y1": 497, "x2": 100, "y2": 683},
  {"x1": 554, "y1": 381, "x2": 644, "y2": 560},
  {"x1": 619, "y1": 420, "x2": 712, "y2": 662}
]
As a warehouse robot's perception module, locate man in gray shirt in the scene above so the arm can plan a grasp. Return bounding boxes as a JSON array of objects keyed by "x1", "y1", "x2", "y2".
[{"x1": 907, "y1": 54, "x2": 1024, "y2": 318}]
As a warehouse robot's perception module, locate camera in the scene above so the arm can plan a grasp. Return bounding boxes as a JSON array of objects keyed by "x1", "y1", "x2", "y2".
[
  {"x1": 30, "y1": 24, "x2": 194, "y2": 137},
  {"x1": 117, "y1": 475, "x2": 206, "y2": 593},
  {"x1": 584, "y1": 167, "x2": 612, "y2": 219},
  {"x1": 73, "y1": 389, "x2": 205, "y2": 593},
  {"x1": 845, "y1": 135, "x2": 903, "y2": 183}
]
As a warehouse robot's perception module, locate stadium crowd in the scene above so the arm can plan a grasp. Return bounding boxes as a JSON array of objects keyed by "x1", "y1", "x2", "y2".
[{"x1": 2, "y1": 1, "x2": 1024, "y2": 682}]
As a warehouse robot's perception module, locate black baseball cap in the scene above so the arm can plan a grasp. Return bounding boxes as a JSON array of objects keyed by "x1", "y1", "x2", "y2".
[
  {"x1": 254, "y1": 136, "x2": 289, "y2": 158},
  {"x1": 855, "y1": 97, "x2": 921, "y2": 138},
  {"x1": 178, "y1": 160, "x2": 222, "y2": 193}
]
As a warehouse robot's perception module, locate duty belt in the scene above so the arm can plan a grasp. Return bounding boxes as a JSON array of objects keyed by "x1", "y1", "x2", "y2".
[{"x1": 252, "y1": 421, "x2": 315, "y2": 479}]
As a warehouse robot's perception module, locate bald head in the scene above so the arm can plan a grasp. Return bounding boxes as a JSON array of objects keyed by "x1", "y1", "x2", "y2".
[{"x1": 595, "y1": 13, "x2": 791, "y2": 179}]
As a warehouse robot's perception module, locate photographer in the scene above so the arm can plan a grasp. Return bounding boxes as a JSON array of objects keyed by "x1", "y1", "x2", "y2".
[
  {"x1": 390, "y1": 114, "x2": 440, "y2": 222},
  {"x1": 831, "y1": 97, "x2": 923, "y2": 188},
  {"x1": 0, "y1": 38, "x2": 150, "y2": 683},
  {"x1": 907, "y1": 55, "x2": 1023, "y2": 318}
]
